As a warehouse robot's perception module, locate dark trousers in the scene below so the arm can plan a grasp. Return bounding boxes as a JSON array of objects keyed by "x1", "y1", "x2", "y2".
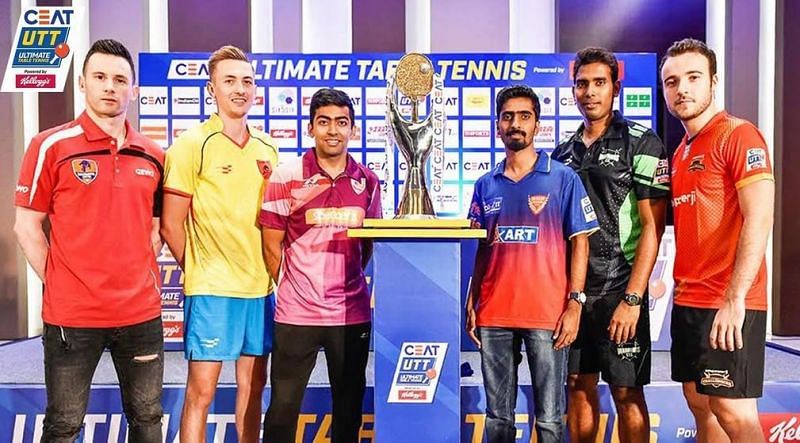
[
  {"x1": 264, "y1": 322, "x2": 371, "y2": 443},
  {"x1": 42, "y1": 317, "x2": 164, "y2": 442}
]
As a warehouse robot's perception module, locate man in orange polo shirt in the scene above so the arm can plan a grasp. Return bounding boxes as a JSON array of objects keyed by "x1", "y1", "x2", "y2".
[
  {"x1": 662, "y1": 38, "x2": 773, "y2": 443},
  {"x1": 14, "y1": 39, "x2": 164, "y2": 441}
]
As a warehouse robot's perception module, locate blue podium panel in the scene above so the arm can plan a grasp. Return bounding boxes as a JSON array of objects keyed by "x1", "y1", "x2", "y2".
[{"x1": 373, "y1": 239, "x2": 469, "y2": 443}]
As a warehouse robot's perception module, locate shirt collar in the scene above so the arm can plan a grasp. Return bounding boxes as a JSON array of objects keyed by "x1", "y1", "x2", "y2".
[
  {"x1": 492, "y1": 149, "x2": 552, "y2": 177},
  {"x1": 573, "y1": 110, "x2": 627, "y2": 143},
  {"x1": 686, "y1": 111, "x2": 728, "y2": 145},
  {"x1": 204, "y1": 113, "x2": 254, "y2": 135},
  {"x1": 77, "y1": 111, "x2": 147, "y2": 150},
  {"x1": 302, "y1": 148, "x2": 364, "y2": 180}
]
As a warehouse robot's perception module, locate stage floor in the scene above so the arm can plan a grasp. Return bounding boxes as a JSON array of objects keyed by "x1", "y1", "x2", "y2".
[
  {"x1": 2, "y1": 338, "x2": 799, "y2": 442},
  {"x1": 0, "y1": 337, "x2": 798, "y2": 386}
]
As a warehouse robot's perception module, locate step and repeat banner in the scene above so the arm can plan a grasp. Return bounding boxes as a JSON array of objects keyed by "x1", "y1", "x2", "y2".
[
  {"x1": 4, "y1": 383, "x2": 799, "y2": 442},
  {"x1": 138, "y1": 53, "x2": 672, "y2": 352}
]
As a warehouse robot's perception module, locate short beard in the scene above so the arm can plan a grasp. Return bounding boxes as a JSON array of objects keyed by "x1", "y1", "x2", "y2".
[
  {"x1": 673, "y1": 87, "x2": 713, "y2": 121},
  {"x1": 506, "y1": 140, "x2": 528, "y2": 152}
]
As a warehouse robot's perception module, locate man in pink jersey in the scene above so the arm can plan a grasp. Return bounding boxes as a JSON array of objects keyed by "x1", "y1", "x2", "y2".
[{"x1": 260, "y1": 88, "x2": 382, "y2": 442}]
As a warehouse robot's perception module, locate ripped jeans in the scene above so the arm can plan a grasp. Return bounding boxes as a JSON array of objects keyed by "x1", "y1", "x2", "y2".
[{"x1": 42, "y1": 317, "x2": 164, "y2": 442}]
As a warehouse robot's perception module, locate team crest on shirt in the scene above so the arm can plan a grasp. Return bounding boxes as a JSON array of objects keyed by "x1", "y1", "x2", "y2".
[
  {"x1": 700, "y1": 369, "x2": 735, "y2": 388},
  {"x1": 527, "y1": 194, "x2": 549, "y2": 215},
  {"x1": 256, "y1": 160, "x2": 272, "y2": 179},
  {"x1": 746, "y1": 148, "x2": 767, "y2": 172},
  {"x1": 598, "y1": 148, "x2": 620, "y2": 167},
  {"x1": 688, "y1": 155, "x2": 705, "y2": 172},
  {"x1": 351, "y1": 177, "x2": 366, "y2": 195},
  {"x1": 71, "y1": 159, "x2": 98, "y2": 184}
]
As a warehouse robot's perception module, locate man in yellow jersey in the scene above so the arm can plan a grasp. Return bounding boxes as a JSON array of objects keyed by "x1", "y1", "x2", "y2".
[{"x1": 160, "y1": 46, "x2": 278, "y2": 443}]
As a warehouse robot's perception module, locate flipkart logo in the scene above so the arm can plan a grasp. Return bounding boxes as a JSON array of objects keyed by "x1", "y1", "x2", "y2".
[{"x1": 495, "y1": 226, "x2": 539, "y2": 244}]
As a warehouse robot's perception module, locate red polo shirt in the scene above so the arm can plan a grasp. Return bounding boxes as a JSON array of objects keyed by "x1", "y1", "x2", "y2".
[{"x1": 15, "y1": 112, "x2": 165, "y2": 327}]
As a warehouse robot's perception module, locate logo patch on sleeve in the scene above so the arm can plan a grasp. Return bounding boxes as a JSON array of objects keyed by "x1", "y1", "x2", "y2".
[
  {"x1": 655, "y1": 159, "x2": 670, "y2": 184},
  {"x1": 581, "y1": 196, "x2": 597, "y2": 222},
  {"x1": 256, "y1": 160, "x2": 272, "y2": 179},
  {"x1": 746, "y1": 148, "x2": 767, "y2": 172}
]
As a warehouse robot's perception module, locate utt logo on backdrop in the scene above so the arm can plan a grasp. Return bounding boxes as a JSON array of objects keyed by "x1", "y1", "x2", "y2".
[
  {"x1": 388, "y1": 342, "x2": 448, "y2": 404},
  {"x1": 2, "y1": 7, "x2": 80, "y2": 92}
]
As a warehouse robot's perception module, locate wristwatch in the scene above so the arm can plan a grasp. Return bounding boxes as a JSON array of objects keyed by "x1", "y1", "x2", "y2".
[
  {"x1": 623, "y1": 292, "x2": 642, "y2": 306},
  {"x1": 568, "y1": 291, "x2": 586, "y2": 306}
]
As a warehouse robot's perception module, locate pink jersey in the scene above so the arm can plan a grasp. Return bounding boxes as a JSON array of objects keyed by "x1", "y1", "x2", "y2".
[{"x1": 260, "y1": 149, "x2": 382, "y2": 326}]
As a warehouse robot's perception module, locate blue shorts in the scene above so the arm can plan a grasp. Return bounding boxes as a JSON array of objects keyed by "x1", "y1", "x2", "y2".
[{"x1": 183, "y1": 294, "x2": 275, "y2": 361}]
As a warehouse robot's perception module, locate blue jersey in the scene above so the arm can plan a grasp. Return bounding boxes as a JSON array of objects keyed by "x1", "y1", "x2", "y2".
[{"x1": 468, "y1": 150, "x2": 599, "y2": 329}]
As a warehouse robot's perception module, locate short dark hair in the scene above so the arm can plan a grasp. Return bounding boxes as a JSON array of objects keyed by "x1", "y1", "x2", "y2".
[
  {"x1": 573, "y1": 47, "x2": 619, "y2": 83},
  {"x1": 495, "y1": 85, "x2": 540, "y2": 121},
  {"x1": 309, "y1": 88, "x2": 355, "y2": 126},
  {"x1": 660, "y1": 38, "x2": 717, "y2": 76},
  {"x1": 82, "y1": 39, "x2": 136, "y2": 83}
]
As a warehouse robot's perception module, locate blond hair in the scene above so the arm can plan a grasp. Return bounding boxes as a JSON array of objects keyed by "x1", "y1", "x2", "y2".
[{"x1": 208, "y1": 45, "x2": 250, "y2": 80}]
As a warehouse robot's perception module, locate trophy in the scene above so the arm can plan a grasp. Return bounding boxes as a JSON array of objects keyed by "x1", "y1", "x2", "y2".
[{"x1": 386, "y1": 53, "x2": 445, "y2": 219}]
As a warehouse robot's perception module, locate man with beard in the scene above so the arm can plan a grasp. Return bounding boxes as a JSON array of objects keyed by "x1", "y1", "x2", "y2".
[
  {"x1": 662, "y1": 38, "x2": 773, "y2": 443},
  {"x1": 465, "y1": 85, "x2": 598, "y2": 443},
  {"x1": 552, "y1": 48, "x2": 669, "y2": 443}
]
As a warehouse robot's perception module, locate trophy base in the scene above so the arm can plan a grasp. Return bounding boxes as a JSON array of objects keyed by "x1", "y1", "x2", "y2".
[{"x1": 393, "y1": 213, "x2": 437, "y2": 220}]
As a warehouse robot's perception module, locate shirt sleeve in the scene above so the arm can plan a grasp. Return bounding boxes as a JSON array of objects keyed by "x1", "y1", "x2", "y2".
[
  {"x1": 15, "y1": 134, "x2": 55, "y2": 213},
  {"x1": 259, "y1": 166, "x2": 290, "y2": 230},
  {"x1": 162, "y1": 135, "x2": 198, "y2": 198},
  {"x1": 631, "y1": 127, "x2": 670, "y2": 199},
  {"x1": 467, "y1": 181, "x2": 486, "y2": 235},
  {"x1": 722, "y1": 122, "x2": 774, "y2": 189},
  {"x1": 365, "y1": 173, "x2": 383, "y2": 219},
  {"x1": 153, "y1": 174, "x2": 164, "y2": 217},
  {"x1": 562, "y1": 170, "x2": 600, "y2": 239}
]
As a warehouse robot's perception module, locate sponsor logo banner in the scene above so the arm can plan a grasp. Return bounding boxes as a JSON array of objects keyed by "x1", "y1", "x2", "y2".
[
  {"x1": 2, "y1": 7, "x2": 82, "y2": 91},
  {"x1": 388, "y1": 342, "x2": 448, "y2": 404}
]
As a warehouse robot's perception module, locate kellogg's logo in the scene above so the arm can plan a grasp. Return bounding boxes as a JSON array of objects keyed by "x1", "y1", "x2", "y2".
[
  {"x1": 15, "y1": 74, "x2": 55, "y2": 88},
  {"x1": 270, "y1": 129, "x2": 296, "y2": 139},
  {"x1": 163, "y1": 322, "x2": 183, "y2": 341},
  {"x1": 398, "y1": 390, "x2": 426, "y2": 401},
  {"x1": 761, "y1": 414, "x2": 800, "y2": 442}
]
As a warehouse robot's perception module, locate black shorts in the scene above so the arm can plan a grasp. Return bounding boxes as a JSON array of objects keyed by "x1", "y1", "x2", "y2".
[
  {"x1": 568, "y1": 293, "x2": 651, "y2": 387},
  {"x1": 670, "y1": 305, "x2": 766, "y2": 398}
]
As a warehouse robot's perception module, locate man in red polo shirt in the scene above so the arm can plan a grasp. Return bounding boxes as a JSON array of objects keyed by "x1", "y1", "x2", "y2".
[{"x1": 14, "y1": 39, "x2": 164, "y2": 442}]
